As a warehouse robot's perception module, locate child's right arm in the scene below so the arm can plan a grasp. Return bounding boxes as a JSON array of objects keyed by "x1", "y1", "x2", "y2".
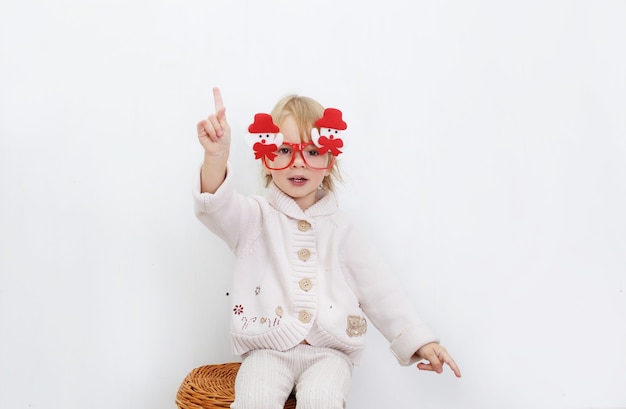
[{"x1": 196, "y1": 87, "x2": 231, "y2": 193}]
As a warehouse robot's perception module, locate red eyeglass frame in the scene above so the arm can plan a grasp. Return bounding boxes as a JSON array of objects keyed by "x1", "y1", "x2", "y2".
[{"x1": 262, "y1": 142, "x2": 336, "y2": 171}]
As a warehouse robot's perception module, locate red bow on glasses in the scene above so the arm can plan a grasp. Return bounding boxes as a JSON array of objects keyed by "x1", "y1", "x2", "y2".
[
  {"x1": 253, "y1": 141, "x2": 279, "y2": 161},
  {"x1": 316, "y1": 135, "x2": 344, "y2": 156}
]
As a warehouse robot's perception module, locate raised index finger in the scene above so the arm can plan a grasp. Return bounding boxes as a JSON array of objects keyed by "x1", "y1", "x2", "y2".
[{"x1": 213, "y1": 87, "x2": 224, "y2": 114}]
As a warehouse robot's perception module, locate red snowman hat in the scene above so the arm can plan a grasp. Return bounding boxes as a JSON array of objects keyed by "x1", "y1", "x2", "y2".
[
  {"x1": 315, "y1": 108, "x2": 347, "y2": 130},
  {"x1": 248, "y1": 113, "x2": 280, "y2": 133}
]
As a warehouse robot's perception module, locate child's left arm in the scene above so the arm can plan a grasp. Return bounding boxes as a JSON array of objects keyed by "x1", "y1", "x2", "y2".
[{"x1": 416, "y1": 342, "x2": 462, "y2": 378}]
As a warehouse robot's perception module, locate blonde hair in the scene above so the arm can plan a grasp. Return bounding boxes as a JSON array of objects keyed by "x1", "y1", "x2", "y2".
[{"x1": 263, "y1": 94, "x2": 342, "y2": 191}]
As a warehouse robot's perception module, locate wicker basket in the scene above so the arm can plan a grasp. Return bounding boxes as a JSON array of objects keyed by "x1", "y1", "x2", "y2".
[{"x1": 176, "y1": 362, "x2": 297, "y2": 409}]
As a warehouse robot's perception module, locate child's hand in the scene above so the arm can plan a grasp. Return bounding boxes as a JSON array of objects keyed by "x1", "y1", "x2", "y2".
[
  {"x1": 197, "y1": 87, "x2": 231, "y2": 156},
  {"x1": 416, "y1": 342, "x2": 462, "y2": 378}
]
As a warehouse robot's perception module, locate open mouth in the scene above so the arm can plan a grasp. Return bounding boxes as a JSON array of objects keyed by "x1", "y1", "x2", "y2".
[{"x1": 289, "y1": 177, "x2": 308, "y2": 184}]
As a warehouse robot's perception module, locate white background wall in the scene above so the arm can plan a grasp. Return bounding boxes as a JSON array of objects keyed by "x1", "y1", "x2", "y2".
[{"x1": 1, "y1": 1, "x2": 625, "y2": 408}]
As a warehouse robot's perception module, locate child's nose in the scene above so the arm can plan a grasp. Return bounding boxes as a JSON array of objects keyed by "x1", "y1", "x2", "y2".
[{"x1": 292, "y1": 150, "x2": 306, "y2": 166}]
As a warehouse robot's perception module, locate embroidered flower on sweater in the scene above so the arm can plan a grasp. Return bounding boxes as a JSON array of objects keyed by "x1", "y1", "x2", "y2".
[{"x1": 233, "y1": 305, "x2": 244, "y2": 315}]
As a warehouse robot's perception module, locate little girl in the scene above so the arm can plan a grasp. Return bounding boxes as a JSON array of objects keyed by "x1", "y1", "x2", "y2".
[{"x1": 194, "y1": 87, "x2": 461, "y2": 409}]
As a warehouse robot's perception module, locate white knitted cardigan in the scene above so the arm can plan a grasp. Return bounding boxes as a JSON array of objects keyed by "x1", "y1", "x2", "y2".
[{"x1": 194, "y1": 165, "x2": 438, "y2": 365}]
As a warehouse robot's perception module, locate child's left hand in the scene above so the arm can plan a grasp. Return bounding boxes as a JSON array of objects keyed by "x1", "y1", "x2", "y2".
[{"x1": 416, "y1": 342, "x2": 462, "y2": 378}]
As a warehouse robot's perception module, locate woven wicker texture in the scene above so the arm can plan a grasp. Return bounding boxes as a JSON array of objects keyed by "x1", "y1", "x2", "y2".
[{"x1": 176, "y1": 362, "x2": 297, "y2": 409}]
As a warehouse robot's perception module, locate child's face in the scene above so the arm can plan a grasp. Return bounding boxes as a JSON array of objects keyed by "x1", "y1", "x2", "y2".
[{"x1": 268, "y1": 115, "x2": 331, "y2": 210}]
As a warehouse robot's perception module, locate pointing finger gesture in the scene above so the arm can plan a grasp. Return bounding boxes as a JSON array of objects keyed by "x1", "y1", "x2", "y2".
[
  {"x1": 197, "y1": 87, "x2": 231, "y2": 156},
  {"x1": 416, "y1": 342, "x2": 462, "y2": 378}
]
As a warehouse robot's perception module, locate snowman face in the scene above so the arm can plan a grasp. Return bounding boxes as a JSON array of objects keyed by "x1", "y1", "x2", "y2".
[
  {"x1": 319, "y1": 128, "x2": 342, "y2": 139},
  {"x1": 252, "y1": 133, "x2": 280, "y2": 145}
]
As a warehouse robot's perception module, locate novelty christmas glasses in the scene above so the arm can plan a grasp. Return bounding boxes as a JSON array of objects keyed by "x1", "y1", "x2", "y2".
[
  {"x1": 264, "y1": 142, "x2": 335, "y2": 171},
  {"x1": 246, "y1": 108, "x2": 347, "y2": 170}
]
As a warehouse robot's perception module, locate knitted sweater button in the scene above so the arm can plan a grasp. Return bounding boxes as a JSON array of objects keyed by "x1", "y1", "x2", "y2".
[
  {"x1": 298, "y1": 310, "x2": 312, "y2": 323},
  {"x1": 298, "y1": 248, "x2": 311, "y2": 261},
  {"x1": 297, "y1": 220, "x2": 311, "y2": 232},
  {"x1": 299, "y1": 278, "x2": 312, "y2": 291}
]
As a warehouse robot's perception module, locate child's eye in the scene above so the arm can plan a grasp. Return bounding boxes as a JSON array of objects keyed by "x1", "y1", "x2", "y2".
[{"x1": 278, "y1": 147, "x2": 292, "y2": 155}]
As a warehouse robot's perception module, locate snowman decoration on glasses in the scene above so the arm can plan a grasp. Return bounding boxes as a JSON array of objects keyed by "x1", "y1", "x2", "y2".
[
  {"x1": 247, "y1": 108, "x2": 346, "y2": 164},
  {"x1": 311, "y1": 108, "x2": 346, "y2": 156},
  {"x1": 247, "y1": 113, "x2": 284, "y2": 161}
]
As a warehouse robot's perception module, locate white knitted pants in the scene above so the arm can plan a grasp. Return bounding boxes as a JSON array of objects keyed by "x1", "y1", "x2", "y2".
[{"x1": 231, "y1": 344, "x2": 353, "y2": 409}]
